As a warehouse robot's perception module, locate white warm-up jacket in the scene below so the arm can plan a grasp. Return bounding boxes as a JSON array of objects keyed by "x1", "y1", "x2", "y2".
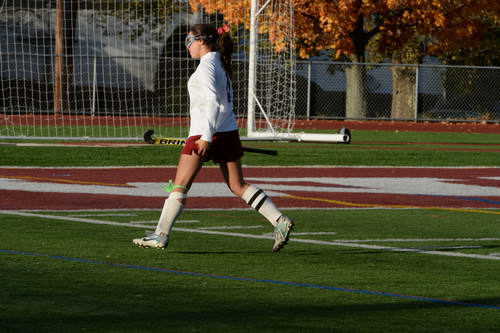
[{"x1": 187, "y1": 51, "x2": 237, "y2": 142}]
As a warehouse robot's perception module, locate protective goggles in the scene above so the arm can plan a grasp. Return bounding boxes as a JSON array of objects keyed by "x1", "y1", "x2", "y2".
[{"x1": 185, "y1": 34, "x2": 201, "y2": 49}]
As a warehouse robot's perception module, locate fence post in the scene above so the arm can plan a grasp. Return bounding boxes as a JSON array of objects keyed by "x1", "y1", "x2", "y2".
[
  {"x1": 414, "y1": 64, "x2": 419, "y2": 121},
  {"x1": 306, "y1": 61, "x2": 312, "y2": 120},
  {"x1": 91, "y1": 56, "x2": 97, "y2": 117}
]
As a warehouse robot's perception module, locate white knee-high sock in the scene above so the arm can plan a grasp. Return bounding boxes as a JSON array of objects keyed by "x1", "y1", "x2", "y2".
[
  {"x1": 155, "y1": 192, "x2": 185, "y2": 235},
  {"x1": 242, "y1": 185, "x2": 281, "y2": 226}
]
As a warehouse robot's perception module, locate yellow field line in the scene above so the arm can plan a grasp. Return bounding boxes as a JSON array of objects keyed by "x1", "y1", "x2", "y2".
[
  {"x1": 285, "y1": 194, "x2": 500, "y2": 215},
  {"x1": 0, "y1": 175, "x2": 133, "y2": 188}
]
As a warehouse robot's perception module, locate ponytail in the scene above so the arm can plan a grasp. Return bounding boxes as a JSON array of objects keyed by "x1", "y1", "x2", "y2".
[{"x1": 217, "y1": 26, "x2": 234, "y2": 79}]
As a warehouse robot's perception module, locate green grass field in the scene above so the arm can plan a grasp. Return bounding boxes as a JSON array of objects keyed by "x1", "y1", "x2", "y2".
[
  {"x1": 1, "y1": 129, "x2": 500, "y2": 332},
  {"x1": 1, "y1": 129, "x2": 500, "y2": 167}
]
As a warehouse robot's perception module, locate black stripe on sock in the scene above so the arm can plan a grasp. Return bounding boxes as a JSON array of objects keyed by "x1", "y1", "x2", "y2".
[
  {"x1": 254, "y1": 195, "x2": 268, "y2": 211},
  {"x1": 248, "y1": 189, "x2": 263, "y2": 206}
]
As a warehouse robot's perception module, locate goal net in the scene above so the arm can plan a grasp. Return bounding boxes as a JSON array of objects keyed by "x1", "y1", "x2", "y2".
[{"x1": 0, "y1": 0, "x2": 296, "y2": 141}]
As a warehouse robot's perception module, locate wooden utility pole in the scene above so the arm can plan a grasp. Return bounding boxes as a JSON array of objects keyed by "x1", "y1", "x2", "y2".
[
  {"x1": 54, "y1": 0, "x2": 64, "y2": 116},
  {"x1": 54, "y1": 0, "x2": 77, "y2": 116}
]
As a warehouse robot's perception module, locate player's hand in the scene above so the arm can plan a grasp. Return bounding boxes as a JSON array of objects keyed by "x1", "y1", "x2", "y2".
[{"x1": 195, "y1": 139, "x2": 211, "y2": 157}]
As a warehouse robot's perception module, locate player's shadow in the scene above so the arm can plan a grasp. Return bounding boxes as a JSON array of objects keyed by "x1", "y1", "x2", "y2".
[
  {"x1": 175, "y1": 251, "x2": 265, "y2": 255},
  {"x1": 109, "y1": 295, "x2": 500, "y2": 330},
  {"x1": 174, "y1": 250, "x2": 325, "y2": 255}
]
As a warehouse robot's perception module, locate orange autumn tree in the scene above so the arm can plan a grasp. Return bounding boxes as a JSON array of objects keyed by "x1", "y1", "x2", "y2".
[
  {"x1": 190, "y1": 0, "x2": 499, "y2": 119},
  {"x1": 295, "y1": 0, "x2": 499, "y2": 119},
  {"x1": 189, "y1": 0, "x2": 250, "y2": 25},
  {"x1": 373, "y1": 2, "x2": 499, "y2": 119},
  {"x1": 189, "y1": 0, "x2": 292, "y2": 52}
]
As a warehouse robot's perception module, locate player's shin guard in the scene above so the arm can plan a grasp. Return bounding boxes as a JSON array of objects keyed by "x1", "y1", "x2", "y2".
[
  {"x1": 242, "y1": 184, "x2": 281, "y2": 226},
  {"x1": 155, "y1": 191, "x2": 186, "y2": 235}
]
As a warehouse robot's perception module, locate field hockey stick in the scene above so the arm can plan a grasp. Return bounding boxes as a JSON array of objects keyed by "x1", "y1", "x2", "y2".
[{"x1": 143, "y1": 130, "x2": 278, "y2": 156}]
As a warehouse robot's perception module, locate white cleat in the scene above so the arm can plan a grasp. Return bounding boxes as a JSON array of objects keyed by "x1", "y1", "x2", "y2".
[
  {"x1": 133, "y1": 232, "x2": 169, "y2": 249},
  {"x1": 272, "y1": 215, "x2": 294, "y2": 253}
]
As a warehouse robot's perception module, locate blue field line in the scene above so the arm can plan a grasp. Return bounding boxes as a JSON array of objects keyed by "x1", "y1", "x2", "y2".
[
  {"x1": 454, "y1": 196, "x2": 500, "y2": 206},
  {"x1": 414, "y1": 193, "x2": 500, "y2": 206},
  {"x1": 2, "y1": 248, "x2": 500, "y2": 311}
]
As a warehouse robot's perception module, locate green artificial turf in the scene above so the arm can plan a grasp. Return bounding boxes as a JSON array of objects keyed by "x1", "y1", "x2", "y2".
[
  {"x1": 1, "y1": 129, "x2": 499, "y2": 167},
  {"x1": 1, "y1": 208, "x2": 500, "y2": 332}
]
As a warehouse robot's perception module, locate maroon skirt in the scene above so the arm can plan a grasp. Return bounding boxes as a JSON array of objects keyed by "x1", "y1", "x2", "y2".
[{"x1": 181, "y1": 130, "x2": 244, "y2": 164}]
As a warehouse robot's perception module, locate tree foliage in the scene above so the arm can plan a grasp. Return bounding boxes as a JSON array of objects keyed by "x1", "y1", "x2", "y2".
[
  {"x1": 438, "y1": 16, "x2": 500, "y2": 66},
  {"x1": 190, "y1": 0, "x2": 500, "y2": 63},
  {"x1": 190, "y1": 0, "x2": 293, "y2": 53},
  {"x1": 189, "y1": 0, "x2": 252, "y2": 26}
]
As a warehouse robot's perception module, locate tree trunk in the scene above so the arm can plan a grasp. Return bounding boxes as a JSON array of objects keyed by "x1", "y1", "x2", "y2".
[
  {"x1": 345, "y1": 63, "x2": 367, "y2": 119},
  {"x1": 345, "y1": 14, "x2": 369, "y2": 119},
  {"x1": 391, "y1": 65, "x2": 416, "y2": 120}
]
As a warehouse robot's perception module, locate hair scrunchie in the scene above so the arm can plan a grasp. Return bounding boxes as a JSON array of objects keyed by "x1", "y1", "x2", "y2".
[{"x1": 217, "y1": 24, "x2": 231, "y2": 35}]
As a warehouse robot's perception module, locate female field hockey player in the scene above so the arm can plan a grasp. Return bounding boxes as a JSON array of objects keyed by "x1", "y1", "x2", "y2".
[{"x1": 133, "y1": 24, "x2": 294, "y2": 252}]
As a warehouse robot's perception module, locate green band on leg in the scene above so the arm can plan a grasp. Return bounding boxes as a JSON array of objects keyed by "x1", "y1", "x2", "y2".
[{"x1": 162, "y1": 180, "x2": 187, "y2": 193}]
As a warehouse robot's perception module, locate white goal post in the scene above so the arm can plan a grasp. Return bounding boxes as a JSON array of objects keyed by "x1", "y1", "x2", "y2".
[
  {"x1": 0, "y1": 0, "x2": 349, "y2": 144},
  {"x1": 246, "y1": 0, "x2": 348, "y2": 143}
]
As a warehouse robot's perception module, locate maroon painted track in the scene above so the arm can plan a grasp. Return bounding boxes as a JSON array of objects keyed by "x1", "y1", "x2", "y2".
[
  {"x1": 2, "y1": 115, "x2": 500, "y2": 133},
  {"x1": 2, "y1": 118, "x2": 498, "y2": 211},
  {"x1": 1, "y1": 166, "x2": 499, "y2": 211},
  {"x1": 295, "y1": 120, "x2": 500, "y2": 134}
]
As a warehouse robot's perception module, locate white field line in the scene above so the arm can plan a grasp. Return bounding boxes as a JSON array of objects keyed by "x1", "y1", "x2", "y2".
[
  {"x1": 3, "y1": 166, "x2": 500, "y2": 169},
  {"x1": 8, "y1": 207, "x2": 500, "y2": 212},
  {"x1": 2, "y1": 210, "x2": 500, "y2": 261},
  {"x1": 69, "y1": 213, "x2": 139, "y2": 217},
  {"x1": 129, "y1": 220, "x2": 200, "y2": 225},
  {"x1": 198, "y1": 225, "x2": 265, "y2": 230},
  {"x1": 291, "y1": 232, "x2": 338, "y2": 236},
  {"x1": 423, "y1": 246, "x2": 482, "y2": 250},
  {"x1": 333, "y1": 238, "x2": 500, "y2": 243}
]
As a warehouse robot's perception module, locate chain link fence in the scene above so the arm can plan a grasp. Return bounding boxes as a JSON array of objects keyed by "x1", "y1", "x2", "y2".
[
  {"x1": 2, "y1": 54, "x2": 499, "y2": 124},
  {"x1": 1, "y1": 1, "x2": 499, "y2": 125},
  {"x1": 296, "y1": 61, "x2": 500, "y2": 123}
]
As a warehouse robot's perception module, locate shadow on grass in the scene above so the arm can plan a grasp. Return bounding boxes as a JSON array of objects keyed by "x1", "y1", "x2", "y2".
[{"x1": 3, "y1": 294, "x2": 500, "y2": 332}]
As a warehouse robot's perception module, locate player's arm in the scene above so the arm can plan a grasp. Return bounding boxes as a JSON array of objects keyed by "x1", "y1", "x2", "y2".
[{"x1": 195, "y1": 61, "x2": 220, "y2": 143}]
